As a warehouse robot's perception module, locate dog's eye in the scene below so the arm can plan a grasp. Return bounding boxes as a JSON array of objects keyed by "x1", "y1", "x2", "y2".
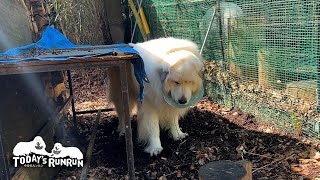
[{"x1": 174, "y1": 81, "x2": 180, "y2": 85}]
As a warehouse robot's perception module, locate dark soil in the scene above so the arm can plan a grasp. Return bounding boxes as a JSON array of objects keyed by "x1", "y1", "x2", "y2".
[
  {"x1": 56, "y1": 104, "x2": 319, "y2": 180},
  {"x1": 54, "y1": 69, "x2": 320, "y2": 180}
]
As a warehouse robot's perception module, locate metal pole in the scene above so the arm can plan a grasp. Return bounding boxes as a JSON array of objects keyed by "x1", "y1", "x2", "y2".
[
  {"x1": 80, "y1": 110, "x2": 101, "y2": 180},
  {"x1": 317, "y1": 4, "x2": 320, "y2": 112},
  {"x1": 130, "y1": 0, "x2": 144, "y2": 43},
  {"x1": 200, "y1": 6, "x2": 217, "y2": 55},
  {"x1": 217, "y1": 0, "x2": 227, "y2": 71},
  {"x1": 67, "y1": 70, "x2": 77, "y2": 126},
  {"x1": 76, "y1": 108, "x2": 113, "y2": 115},
  {"x1": 119, "y1": 62, "x2": 135, "y2": 180}
]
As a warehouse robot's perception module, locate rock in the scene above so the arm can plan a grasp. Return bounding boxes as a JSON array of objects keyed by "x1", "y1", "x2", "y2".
[{"x1": 199, "y1": 160, "x2": 252, "y2": 180}]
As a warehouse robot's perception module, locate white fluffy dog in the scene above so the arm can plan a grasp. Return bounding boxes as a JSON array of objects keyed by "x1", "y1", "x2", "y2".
[
  {"x1": 13, "y1": 136, "x2": 49, "y2": 156},
  {"x1": 107, "y1": 38, "x2": 204, "y2": 156},
  {"x1": 51, "y1": 143, "x2": 83, "y2": 159}
]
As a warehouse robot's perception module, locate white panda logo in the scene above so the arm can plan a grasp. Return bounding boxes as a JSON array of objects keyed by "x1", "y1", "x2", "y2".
[
  {"x1": 51, "y1": 143, "x2": 83, "y2": 160},
  {"x1": 13, "y1": 136, "x2": 49, "y2": 156}
]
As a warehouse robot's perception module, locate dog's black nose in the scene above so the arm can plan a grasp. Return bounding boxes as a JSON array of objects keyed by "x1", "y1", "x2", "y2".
[{"x1": 178, "y1": 97, "x2": 187, "y2": 104}]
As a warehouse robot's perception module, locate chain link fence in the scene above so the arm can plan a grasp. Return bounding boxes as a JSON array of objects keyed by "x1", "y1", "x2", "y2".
[{"x1": 138, "y1": 0, "x2": 320, "y2": 141}]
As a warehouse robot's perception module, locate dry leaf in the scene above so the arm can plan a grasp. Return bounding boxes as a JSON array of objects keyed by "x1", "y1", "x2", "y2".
[
  {"x1": 159, "y1": 176, "x2": 167, "y2": 180},
  {"x1": 299, "y1": 159, "x2": 313, "y2": 164},
  {"x1": 311, "y1": 151, "x2": 320, "y2": 161},
  {"x1": 196, "y1": 153, "x2": 208, "y2": 159},
  {"x1": 291, "y1": 165, "x2": 302, "y2": 172},
  {"x1": 232, "y1": 112, "x2": 239, "y2": 116},
  {"x1": 299, "y1": 169, "x2": 310, "y2": 176},
  {"x1": 161, "y1": 157, "x2": 167, "y2": 161},
  {"x1": 176, "y1": 170, "x2": 182, "y2": 177}
]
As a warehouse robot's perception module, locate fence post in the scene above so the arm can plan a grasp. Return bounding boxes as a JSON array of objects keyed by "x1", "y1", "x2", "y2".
[{"x1": 318, "y1": 3, "x2": 320, "y2": 112}]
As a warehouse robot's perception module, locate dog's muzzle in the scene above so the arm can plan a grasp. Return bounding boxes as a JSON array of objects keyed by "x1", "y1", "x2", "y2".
[
  {"x1": 163, "y1": 83, "x2": 204, "y2": 108},
  {"x1": 53, "y1": 150, "x2": 61, "y2": 155},
  {"x1": 35, "y1": 145, "x2": 43, "y2": 150}
]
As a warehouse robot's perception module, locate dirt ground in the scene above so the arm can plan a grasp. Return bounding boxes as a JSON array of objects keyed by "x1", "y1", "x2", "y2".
[{"x1": 56, "y1": 69, "x2": 320, "y2": 180}]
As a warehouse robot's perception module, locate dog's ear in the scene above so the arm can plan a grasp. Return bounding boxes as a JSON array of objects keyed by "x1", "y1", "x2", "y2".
[{"x1": 158, "y1": 68, "x2": 169, "y2": 83}]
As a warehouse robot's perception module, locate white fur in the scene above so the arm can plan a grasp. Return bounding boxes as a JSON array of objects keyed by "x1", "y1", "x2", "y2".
[
  {"x1": 107, "y1": 38, "x2": 204, "y2": 156},
  {"x1": 51, "y1": 143, "x2": 83, "y2": 160},
  {"x1": 13, "y1": 136, "x2": 49, "y2": 156}
]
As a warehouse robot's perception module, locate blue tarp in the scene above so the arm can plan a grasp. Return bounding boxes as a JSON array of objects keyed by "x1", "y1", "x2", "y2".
[{"x1": 0, "y1": 26, "x2": 148, "y2": 102}]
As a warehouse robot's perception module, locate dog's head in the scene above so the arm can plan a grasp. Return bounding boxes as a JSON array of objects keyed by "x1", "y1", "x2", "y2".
[
  {"x1": 33, "y1": 136, "x2": 46, "y2": 150},
  {"x1": 161, "y1": 50, "x2": 204, "y2": 106},
  {"x1": 52, "y1": 143, "x2": 63, "y2": 154}
]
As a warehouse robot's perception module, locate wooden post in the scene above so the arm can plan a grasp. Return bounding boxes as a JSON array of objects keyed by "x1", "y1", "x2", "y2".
[
  {"x1": 104, "y1": 0, "x2": 125, "y2": 43},
  {"x1": 258, "y1": 49, "x2": 271, "y2": 88},
  {"x1": 199, "y1": 160, "x2": 252, "y2": 180},
  {"x1": 228, "y1": 18, "x2": 241, "y2": 78},
  {"x1": 317, "y1": 4, "x2": 320, "y2": 112}
]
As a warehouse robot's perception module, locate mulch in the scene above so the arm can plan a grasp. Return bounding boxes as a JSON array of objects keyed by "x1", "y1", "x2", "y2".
[{"x1": 55, "y1": 69, "x2": 320, "y2": 180}]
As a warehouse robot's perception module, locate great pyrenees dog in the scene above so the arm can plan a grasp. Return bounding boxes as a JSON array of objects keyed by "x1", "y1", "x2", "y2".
[
  {"x1": 13, "y1": 136, "x2": 49, "y2": 156},
  {"x1": 107, "y1": 38, "x2": 204, "y2": 156},
  {"x1": 50, "y1": 143, "x2": 83, "y2": 160}
]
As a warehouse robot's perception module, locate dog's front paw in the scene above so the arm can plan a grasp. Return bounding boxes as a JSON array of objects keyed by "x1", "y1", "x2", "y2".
[
  {"x1": 144, "y1": 145, "x2": 163, "y2": 156},
  {"x1": 173, "y1": 132, "x2": 188, "y2": 141},
  {"x1": 171, "y1": 128, "x2": 188, "y2": 141}
]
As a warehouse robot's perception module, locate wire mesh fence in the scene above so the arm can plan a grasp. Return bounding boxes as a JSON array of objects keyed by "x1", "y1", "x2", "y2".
[{"x1": 139, "y1": 0, "x2": 320, "y2": 141}]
